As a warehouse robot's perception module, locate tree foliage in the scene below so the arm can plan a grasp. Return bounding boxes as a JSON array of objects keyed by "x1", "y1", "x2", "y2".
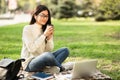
[
  {"x1": 56, "y1": 0, "x2": 78, "y2": 19},
  {"x1": 17, "y1": 0, "x2": 36, "y2": 13},
  {"x1": 97, "y1": 0, "x2": 120, "y2": 20},
  {"x1": 42, "y1": 0, "x2": 78, "y2": 19}
]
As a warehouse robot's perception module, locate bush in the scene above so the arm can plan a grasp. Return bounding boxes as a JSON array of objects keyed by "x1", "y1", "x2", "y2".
[
  {"x1": 95, "y1": 15, "x2": 107, "y2": 21},
  {"x1": 111, "y1": 14, "x2": 120, "y2": 20},
  {"x1": 98, "y1": 0, "x2": 120, "y2": 21}
]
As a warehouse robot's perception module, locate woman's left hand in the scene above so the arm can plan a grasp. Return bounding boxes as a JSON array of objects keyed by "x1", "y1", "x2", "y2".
[{"x1": 46, "y1": 32, "x2": 53, "y2": 40}]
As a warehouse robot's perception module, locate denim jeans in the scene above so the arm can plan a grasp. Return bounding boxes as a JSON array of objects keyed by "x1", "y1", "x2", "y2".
[{"x1": 25, "y1": 47, "x2": 69, "y2": 72}]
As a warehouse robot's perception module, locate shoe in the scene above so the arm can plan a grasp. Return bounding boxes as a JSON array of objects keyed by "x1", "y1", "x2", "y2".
[
  {"x1": 62, "y1": 62, "x2": 75, "y2": 70},
  {"x1": 60, "y1": 66, "x2": 65, "y2": 72},
  {"x1": 43, "y1": 66, "x2": 60, "y2": 74}
]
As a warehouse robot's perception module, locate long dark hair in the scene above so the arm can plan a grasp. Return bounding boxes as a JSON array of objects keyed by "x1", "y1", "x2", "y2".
[{"x1": 30, "y1": 5, "x2": 51, "y2": 32}]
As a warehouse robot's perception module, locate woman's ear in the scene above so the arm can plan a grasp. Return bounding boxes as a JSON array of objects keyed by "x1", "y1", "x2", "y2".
[{"x1": 34, "y1": 15, "x2": 37, "y2": 20}]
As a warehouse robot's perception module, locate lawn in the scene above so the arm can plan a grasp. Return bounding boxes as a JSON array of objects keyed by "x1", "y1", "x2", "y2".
[{"x1": 0, "y1": 18, "x2": 120, "y2": 79}]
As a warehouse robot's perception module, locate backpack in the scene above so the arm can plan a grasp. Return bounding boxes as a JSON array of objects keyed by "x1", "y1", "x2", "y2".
[{"x1": 0, "y1": 58, "x2": 25, "y2": 80}]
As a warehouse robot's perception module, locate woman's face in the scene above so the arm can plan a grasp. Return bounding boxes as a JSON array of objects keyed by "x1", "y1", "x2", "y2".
[{"x1": 35, "y1": 10, "x2": 49, "y2": 25}]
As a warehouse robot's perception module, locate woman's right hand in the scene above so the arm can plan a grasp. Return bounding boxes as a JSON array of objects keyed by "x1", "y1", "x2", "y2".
[{"x1": 44, "y1": 25, "x2": 54, "y2": 37}]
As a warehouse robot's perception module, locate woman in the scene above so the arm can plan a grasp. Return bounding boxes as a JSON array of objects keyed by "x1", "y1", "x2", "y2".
[{"x1": 21, "y1": 5, "x2": 69, "y2": 74}]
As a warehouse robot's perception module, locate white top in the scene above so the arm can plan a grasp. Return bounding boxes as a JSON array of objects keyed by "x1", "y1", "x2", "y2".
[{"x1": 21, "y1": 23, "x2": 54, "y2": 69}]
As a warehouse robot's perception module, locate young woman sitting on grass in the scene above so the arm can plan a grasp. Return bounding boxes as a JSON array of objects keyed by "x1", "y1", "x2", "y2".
[{"x1": 21, "y1": 4, "x2": 69, "y2": 77}]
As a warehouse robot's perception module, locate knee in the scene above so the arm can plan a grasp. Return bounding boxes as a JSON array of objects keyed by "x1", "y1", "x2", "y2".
[
  {"x1": 62, "y1": 47, "x2": 70, "y2": 56},
  {"x1": 43, "y1": 52, "x2": 54, "y2": 61}
]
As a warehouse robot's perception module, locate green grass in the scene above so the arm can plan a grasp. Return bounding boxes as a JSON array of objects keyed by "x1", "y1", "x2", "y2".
[{"x1": 0, "y1": 18, "x2": 120, "y2": 79}]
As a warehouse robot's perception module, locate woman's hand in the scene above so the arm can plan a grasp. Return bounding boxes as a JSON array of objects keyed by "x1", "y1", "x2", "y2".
[
  {"x1": 46, "y1": 32, "x2": 53, "y2": 40},
  {"x1": 44, "y1": 25, "x2": 54, "y2": 40}
]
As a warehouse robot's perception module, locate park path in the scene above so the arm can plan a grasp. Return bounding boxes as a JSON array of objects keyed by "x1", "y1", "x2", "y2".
[{"x1": 0, "y1": 13, "x2": 31, "y2": 27}]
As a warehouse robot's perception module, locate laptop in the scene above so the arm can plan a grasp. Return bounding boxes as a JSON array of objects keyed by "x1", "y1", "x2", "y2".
[{"x1": 71, "y1": 59, "x2": 98, "y2": 79}]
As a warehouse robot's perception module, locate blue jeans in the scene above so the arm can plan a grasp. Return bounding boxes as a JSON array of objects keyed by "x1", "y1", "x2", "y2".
[{"x1": 25, "y1": 47, "x2": 69, "y2": 72}]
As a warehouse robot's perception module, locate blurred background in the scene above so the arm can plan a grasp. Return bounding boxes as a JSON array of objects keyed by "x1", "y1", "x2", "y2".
[
  {"x1": 0, "y1": 0, "x2": 120, "y2": 21},
  {"x1": 0, "y1": 1, "x2": 120, "y2": 79}
]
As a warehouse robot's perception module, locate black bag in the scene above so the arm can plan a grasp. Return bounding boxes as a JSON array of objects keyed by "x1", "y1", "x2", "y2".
[{"x1": 0, "y1": 58, "x2": 25, "y2": 80}]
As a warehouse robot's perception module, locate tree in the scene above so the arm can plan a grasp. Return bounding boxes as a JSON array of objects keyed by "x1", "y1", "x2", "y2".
[
  {"x1": 56, "y1": 0, "x2": 78, "y2": 19},
  {"x1": 76, "y1": 0, "x2": 100, "y2": 17},
  {"x1": 97, "y1": 0, "x2": 120, "y2": 20},
  {"x1": 0, "y1": 0, "x2": 7, "y2": 14},
  {"x1": 17, "y1": 0, "x2": 36, "y2": 13},
  {"x1": 42, "y1": 0, "x2": 78, "y2": 19}
]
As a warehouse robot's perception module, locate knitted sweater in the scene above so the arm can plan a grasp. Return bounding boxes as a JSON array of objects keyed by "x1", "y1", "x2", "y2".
[{"x1": 21, "y1": 23, "x2": 54, "y2": 70}]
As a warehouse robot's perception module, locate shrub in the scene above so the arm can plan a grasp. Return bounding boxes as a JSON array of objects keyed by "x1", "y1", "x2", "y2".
[
  {"x1": 111, "y1": 14, "x2": 120, "y2": 20},
  {"x1": 95, "y1": 15, "x2": 107, "y2": 21}
]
